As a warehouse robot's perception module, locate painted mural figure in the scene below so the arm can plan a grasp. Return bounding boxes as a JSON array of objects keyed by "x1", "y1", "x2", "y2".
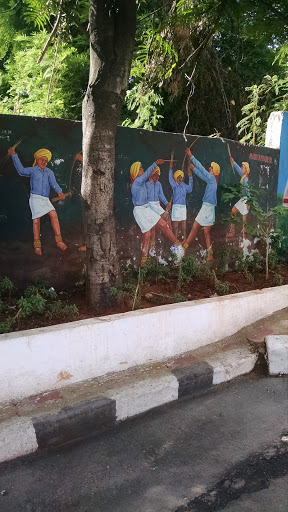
[
  {"x1": 183, "y1": 148, "x2": 220, "y2": 262},
  {"x1": 130, "y1": 159, "x2": 184, "y2": 267},
  {"x1": 145, "y1": 166, "x2": 171, "y2": 255},
  {"x1": 226, "y1": 156, "x2": 250, "y2": 239},
  {"x1": 8, "y1": 147, "x2": 66, "y2": 255},
  {"x1": 169, "y1": 162, "x2": 193, "y2": 240}
]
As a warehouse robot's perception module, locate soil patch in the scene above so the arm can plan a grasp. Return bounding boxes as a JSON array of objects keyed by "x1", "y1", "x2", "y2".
[{"x1": 2, "y1": 261, "x2": 288, "y2": 333}]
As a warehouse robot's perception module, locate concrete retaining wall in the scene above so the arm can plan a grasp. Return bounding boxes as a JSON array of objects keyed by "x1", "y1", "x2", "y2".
[{"x1": 1, "y1": 285, "x2": 288, "y2": 404}]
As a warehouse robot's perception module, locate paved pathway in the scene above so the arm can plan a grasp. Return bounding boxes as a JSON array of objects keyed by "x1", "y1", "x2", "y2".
[{"x1": 0, "y1": 375, "x2": 287, "y2": 512}]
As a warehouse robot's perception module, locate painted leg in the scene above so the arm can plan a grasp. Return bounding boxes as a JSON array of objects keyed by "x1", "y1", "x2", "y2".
[
  {"x1": 226, "y1": 207, "x2": 238, "y2": 238},
  {"x1": 166, "y1": 214, "x2": 172, "y2": 231},
  {"x1": 180, "y1": 220, "x2": 186, "y2": 240},
  {"x1": 141, "y1": 230, "x2": 151, "y2": 267},
  {"x1": 156, "y1": 218, "x2": 184, "y2": 262},
  {"x1": 48, "y1": 210, "x2": 67, "y2": 250},
  {"x1": 156, "y1": 217, "x2": 178, "y2": 244},
  {"x1": 32, "y1": 218, "x2": 42, "y2": 255},
  {"x1": 182, "y1": 221, "x2": 200, "y2": 249},
  {"x1": 172, "y1": 221, "x2": 179, "y2": 239},
  {"x1": 149, "y1": 226, "x2": 156, "y2": 256},
  {"x1": 204, "y1": 226, "x2": 213, "y2": 261}
]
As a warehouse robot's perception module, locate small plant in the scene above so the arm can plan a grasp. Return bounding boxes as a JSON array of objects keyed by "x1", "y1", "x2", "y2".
[
  {"x1": 177, "y1": 255, "x2": 200, "y2": 289},
  {"x1": 234, "y1": 252, "x2": 249, "y2": 272},
  {"x1": 139, "y1": 259, "x2": 170, "y2": 283},
  {"x1": 108, "y1": 286, "x2": 125, "y2": 299},
  {"x1": 215, "y1": 280, "x2": 230, "y2": 296},
  {"x1": 244, "y1": 270, "x2": 254, "y2": 283},
  {"x1": 268, "y1": 250, "x2": 278, "y2": 270},
  {"x1": 201, "y1": 264, "x2": 214, "y2": 280},
  {"x1": 173, "y1": 293, "x2": 188, "y2": 303},
  {"x1": 0, "y1": 278, "x2": 79, "y2": 333},
  {"x1": 17, "y1": 295, "x2": 46, "y2": 317},
  {"x1": 216, "y1": 248, "x2": 230, "y2": 276},
  {"x1": 60, "y1": 304, "x2": 79, "y2": 320},
  {"x1": 273, "y1": 273, "x2": 284, "y2": 286},
  {"x1": 46, "y1": 301, "x2": 79, "y2": 320},
  {"x1": 0, "y1": 277, "x2": 14, "y2": 298},
  {"x1": 251, "y1": 250, "x2": 263, "y2": 268},
  {"x1": 0, "y1": 317, "x2": 15, "y2": 334}
]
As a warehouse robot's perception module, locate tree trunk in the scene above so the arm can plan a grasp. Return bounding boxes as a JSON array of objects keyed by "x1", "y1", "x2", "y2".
[{"x1": 82, "y1": 0, "x2": 136, "y2": 311}]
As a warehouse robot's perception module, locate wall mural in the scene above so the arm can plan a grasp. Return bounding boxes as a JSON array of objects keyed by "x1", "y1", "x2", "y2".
[{"x1": 0, "y1": 114, "x2": 280, "y2": 287}]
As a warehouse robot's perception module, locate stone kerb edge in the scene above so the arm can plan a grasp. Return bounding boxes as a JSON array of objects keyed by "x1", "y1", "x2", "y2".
[{"x1": 0, "y1": 350, "x2": 257, "y2": 463}]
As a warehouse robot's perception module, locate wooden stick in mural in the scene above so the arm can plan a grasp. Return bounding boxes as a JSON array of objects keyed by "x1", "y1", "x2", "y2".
[
  {"x1": 181, "y1": 136, "x2": 200, "y2": 172},
  {"x1": 168, "y1": 149, "x2": 175, "y2": 206},
  {"x1": 0, "y1": 137, "x2": 25, "y2": 168},
  {"x1": 51, "y1": 192, "x2": 72, "y2": 202},
  {"x1": 12, "y1": 138, "x2": 24, "y2": 150},
  {"x1": 227, "y1": 143, "x2": 237, "y2": 178}
]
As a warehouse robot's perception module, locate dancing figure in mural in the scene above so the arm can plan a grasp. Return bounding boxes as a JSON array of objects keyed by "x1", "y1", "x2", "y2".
[
  {"x1": 182, "y1": 148, "x2": 220, "y2": 262},
  {"x1": 169, "y1": 162, "x2": 193, "y2": 240},
  {"x1": 8, "y1": 147, "x2": 66, "y2": 255},
  {"x1": 145, "y1": 166, "x2": 171, "y2": 255},
  {"x1": 130, "y1": 160, "x2": 184, "y2": 267},
  {"x1": 226, "y1": 157, "x2": 250, "y2": 239}
]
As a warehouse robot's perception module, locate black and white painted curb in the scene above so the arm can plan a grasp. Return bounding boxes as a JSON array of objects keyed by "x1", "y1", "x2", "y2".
[{"x1": 0, "y1": 347, "x2": 258, "y2": 463}]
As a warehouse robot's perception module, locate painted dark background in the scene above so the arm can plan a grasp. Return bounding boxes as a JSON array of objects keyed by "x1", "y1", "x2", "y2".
[{"x1": 0, "y1": 114, "x2": 280, "y2": 287}]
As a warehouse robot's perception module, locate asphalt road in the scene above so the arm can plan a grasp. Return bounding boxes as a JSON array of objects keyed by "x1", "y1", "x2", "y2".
[{"x1": 0, "y1": 375, "x2": 287, "y2": 512}]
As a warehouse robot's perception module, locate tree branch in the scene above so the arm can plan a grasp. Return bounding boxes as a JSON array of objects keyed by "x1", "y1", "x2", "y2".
[{"x1": 37, "y1": 0, "x2": 63, "y2": 65}]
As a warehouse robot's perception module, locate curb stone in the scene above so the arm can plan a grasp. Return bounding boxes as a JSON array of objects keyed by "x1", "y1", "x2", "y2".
[
  {"x1": 266, "y1": 335, "x2": 288, "y2": 375},
  {"x1": 0, "y1": 345, "x2": 257, "y2": 463}
]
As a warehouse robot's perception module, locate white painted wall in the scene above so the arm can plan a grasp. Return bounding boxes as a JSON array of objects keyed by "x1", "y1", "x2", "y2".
[
  {"x1": 1, "y1": 285, "x2": 288, "y2": 403},
  {"x1": 265, "y1": 111, "x2": 284, "y2": 148}
]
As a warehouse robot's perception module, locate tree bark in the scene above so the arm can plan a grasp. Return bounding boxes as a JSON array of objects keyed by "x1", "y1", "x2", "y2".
[{"x1": 82, "y1": 0, "x2": 136, "y2": 311}]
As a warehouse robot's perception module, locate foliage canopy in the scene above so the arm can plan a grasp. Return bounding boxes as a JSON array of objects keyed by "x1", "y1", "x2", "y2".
[{"x1": 1, "y1": 0, "x2": 288, "y2": 142}]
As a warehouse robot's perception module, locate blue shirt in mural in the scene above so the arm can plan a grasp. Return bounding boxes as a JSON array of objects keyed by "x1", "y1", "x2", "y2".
[
  {"x1": 233, "y1": 161, "x2": 249, "y2": 197},
  {"x1": 190, "y1": 156, "x2": 217, "y2": 206},
  {"x1": 131, "y1": 162, "x2": 157, "y2": 206},
  {"x1": 169, "y1": 170, "x2": 193, "y2": 205},
  {"x1": 11, "y1": 153, "x2": 62, "y2": 197},
  {"x1": 145, "y1": 180, "x2": 168, "y2": 205}
]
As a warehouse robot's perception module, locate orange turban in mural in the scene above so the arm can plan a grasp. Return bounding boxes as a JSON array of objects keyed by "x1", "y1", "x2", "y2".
[
  {"x1": 242, "y1": 162, "x2": 250, "y2": 174},
  {"x1": 173, "y1": 170, "x2": 184, "y2": 181},
  {"x1": 151, "y1": 166, "x2": 160, "y2": 176},
  {"x1": 240, "y1": 162, "x2": 250, "y2": 184},
  {"x1": 130, "y1": 161, "x2": 141, "y2": 180},
  {"x1": 33, "y1": 148, "x2": 52, "y2": 167},
  {"x1": 211, "y1": 162, "x2": 220, "y2": 175}
]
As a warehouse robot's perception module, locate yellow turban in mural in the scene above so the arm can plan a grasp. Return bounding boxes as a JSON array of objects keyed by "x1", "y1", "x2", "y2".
[
  {"x1": 130, "y1": 161, "x2": 141, "y2": 180},
  {"x1": 242, "y1": 162, "x2": 250, "y2": 174},
  {"x1": 211, "y1": 162, "x2": 220, "y2": 175},
  {"x1": 33, "y1": 148, "x2": 52, "y2": 167},
  {"x1": 152, "y1": 166, "x2": 160, "y2": 176},
  {"x1": 173, "y1": 170, "x2": 184, "y2": 181}
]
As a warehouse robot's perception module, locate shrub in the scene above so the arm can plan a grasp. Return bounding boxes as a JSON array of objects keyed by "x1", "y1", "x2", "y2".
[
  {"x1": 216, "y1": 248, "x2": 230, "y2": 276},
  {"x1": 215, "y1": 280, "x2": 230, "y2": 296},
  {"x1": 178, "y1": 255, "x2": 200, "y2": 288},
  {"x1": 0, "y1": 277, "x2": 14, "y2": 297},
  {"x1": 273, "y1": 274, "x2": 283, "y2": 286},
  {"x1": 0, "y1": 317, "x2": 15, "y2": 334},
  {"x1": 17, "y1": 295, "x2": 46, "y2": 317},
  {"x1": 244, "y1": 270, "x2": 254, "y2": 283}
]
